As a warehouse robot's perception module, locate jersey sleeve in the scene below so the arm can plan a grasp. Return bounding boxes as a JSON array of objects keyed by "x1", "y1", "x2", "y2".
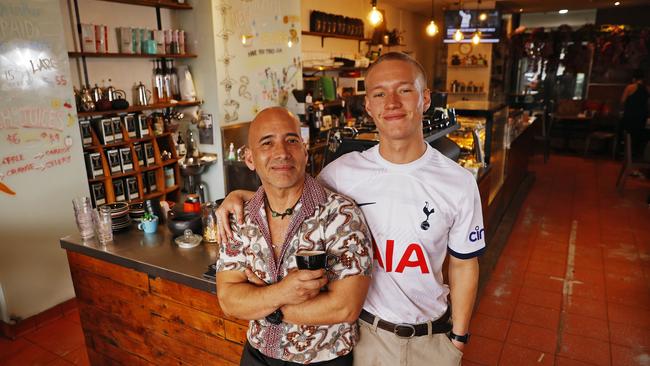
[
  {"x1": 447, "y1": 176, "x2": 486, "y2": 259},
  {"x1": 324, "y1": 196, "x2": 373, "y2": 281}
]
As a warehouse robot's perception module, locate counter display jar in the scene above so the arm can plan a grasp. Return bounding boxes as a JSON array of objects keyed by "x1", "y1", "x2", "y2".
[{"x1": 202, "y1": 202, "x2": 218, "y2": 243}]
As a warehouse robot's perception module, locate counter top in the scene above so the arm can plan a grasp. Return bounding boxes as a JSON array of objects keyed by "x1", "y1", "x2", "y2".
[
  {"x1": 60, "y1": 226, "x2": 219, "y2": 293},
  {"x1": 448, "y1": 101, "x2": 506, "y2": 114}
]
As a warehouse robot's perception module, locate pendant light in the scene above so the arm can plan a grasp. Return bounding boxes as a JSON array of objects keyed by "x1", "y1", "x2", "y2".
[
  {"x1": 454, "y1": 0, "x2": 464, "y2": 42},
  {"x1": 368, "y1": 0, "x2": 383, "y2": 27},
  {"x1": 426, "y1": 0, "x2": 438, "y2": 36},
  {"x1": 472, "y1": 0, "x2": 481, "y2": 44}
]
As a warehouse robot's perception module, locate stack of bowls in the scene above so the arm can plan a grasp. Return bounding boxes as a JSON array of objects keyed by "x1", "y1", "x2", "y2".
[
  {"x1": 99, "y1": 202, "x2": 131, "y2": 231},
  {"x1": 128, "y1": 202, "x2": 145, "y2": 223}
]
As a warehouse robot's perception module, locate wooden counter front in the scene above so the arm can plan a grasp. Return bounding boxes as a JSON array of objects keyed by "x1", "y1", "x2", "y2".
[{"x1": 66, "y1": 250, "x2": 247, "y2": 365}]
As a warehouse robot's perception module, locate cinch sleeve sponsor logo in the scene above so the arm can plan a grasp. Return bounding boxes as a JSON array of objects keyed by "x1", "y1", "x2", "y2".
[{"x1": 468, "y1": 226, "x2": 485, "y2": 242}]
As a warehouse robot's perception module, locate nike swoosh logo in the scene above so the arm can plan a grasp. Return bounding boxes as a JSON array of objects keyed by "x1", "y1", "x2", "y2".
[{"x1": 357, "y1": 202, "x2": 377, "y2": 207}]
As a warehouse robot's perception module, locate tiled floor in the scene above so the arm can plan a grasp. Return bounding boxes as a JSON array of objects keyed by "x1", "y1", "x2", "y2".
[
  {"x1": 0, "y1": 307, "x2": 89, "y2": 365},
  {"x1": 1, "y1": 154, "x2": 648, "y2": 366},
  {"x1": 464, "y1": 154, "x2": 650, "y2": 366}
]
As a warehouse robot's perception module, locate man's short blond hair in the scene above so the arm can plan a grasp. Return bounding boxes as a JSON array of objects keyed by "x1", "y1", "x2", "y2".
[{"x1": 366, "y1": 52, "x2": 428, "y2": 88}]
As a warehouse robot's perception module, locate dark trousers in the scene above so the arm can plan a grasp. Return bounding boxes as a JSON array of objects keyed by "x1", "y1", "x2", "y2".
[{"x1": 240, "y1": 341, "x2": 353, "y2": 366}]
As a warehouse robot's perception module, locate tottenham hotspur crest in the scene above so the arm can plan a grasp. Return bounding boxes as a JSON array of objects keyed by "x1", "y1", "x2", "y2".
[{"x1": 421, "y1": 201, "x2": 435, "y2": 230}]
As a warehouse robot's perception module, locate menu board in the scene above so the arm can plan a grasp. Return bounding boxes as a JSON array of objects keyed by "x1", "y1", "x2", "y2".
[
  {"x1": 0, "y1": 0, "x2": 86, "y2": 198},
  {"x1": 214, "y1": 0, "x2": 302, "y2": 123}
]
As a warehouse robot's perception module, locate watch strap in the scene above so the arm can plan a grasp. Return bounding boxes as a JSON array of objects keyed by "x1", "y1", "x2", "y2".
[{"x1": 448, "y1": 331, "x2": 470, "y2": 343}]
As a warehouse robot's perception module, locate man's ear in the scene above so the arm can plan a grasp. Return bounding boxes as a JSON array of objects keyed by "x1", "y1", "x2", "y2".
[
  {"x1": 422, "y1": 88, "x2": 432, "y2": 112},
  {"x1": 364, "y1": 95, "x2": 373, "y2": 118},
  {"x1": 244, "y1": 147, "x2": 255, "y2": 171}
]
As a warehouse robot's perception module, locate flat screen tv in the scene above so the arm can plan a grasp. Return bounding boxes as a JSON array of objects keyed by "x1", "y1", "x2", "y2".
[{"x1": 443, "y1": 9, "x2": 501, "y2": 43}]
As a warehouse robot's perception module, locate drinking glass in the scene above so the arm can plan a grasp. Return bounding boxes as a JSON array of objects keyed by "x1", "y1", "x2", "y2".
[
  {"x1": 94, "y1": 205, "x2": 113, "y2": 245},
  {"x1": 72, "y1": 197, "x2": 94, "y2": 240}
]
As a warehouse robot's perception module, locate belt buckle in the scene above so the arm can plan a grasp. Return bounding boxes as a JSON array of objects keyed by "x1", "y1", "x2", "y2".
[{"x1": 393, "y1": 323, "x2": 416, "y2": 338}]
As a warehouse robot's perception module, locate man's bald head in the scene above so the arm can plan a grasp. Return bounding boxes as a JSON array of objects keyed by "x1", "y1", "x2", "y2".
[{"x1": 249, "y1": 107, "x2": 301, "y2": 146}]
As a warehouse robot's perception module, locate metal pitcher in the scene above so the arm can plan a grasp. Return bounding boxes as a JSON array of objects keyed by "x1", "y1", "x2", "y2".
[
  {"x1": 78, "y1": 85, "x2": 95, "y2": 112},
  {"x1": 105, "y1": 84, "x2": 126, "y2": 101},
  {"x1": 90, "y1": 83, "x2": 104, "y2": 103},
  {"x1": 134, "y1": 82, "x2": 152, "y2": 106}
]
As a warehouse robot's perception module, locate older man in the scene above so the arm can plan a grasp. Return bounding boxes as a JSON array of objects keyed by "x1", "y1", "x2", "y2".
[
  {"x1": 218, "y1": 53, "x2": 485, "y2": 366},
  {"x1": 216, "y1": 107, "x2": 372, "y2": 366}
]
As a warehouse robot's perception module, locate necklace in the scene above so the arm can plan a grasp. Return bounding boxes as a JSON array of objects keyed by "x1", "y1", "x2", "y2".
[{"x1": 265, "y1": 196, "x2": 300, "y2": 219}]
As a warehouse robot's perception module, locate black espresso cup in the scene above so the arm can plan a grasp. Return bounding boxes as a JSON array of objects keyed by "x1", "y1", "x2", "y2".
[{"x1": 296, "y1": 250, "x2": 328, "y2": 270}]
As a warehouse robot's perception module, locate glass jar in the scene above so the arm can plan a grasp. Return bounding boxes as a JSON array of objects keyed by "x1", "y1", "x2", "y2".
[
  {"x1": 72, "y1": 196, "x2": 94, "y2": 240},
  {"x1": 202, "y1": 202, "x2": 218, "y2": 243}
]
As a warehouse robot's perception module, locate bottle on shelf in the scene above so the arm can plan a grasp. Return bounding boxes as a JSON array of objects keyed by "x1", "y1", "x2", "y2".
[
  {"x1": 169, "y1": 60, "x2": 180, "y2": 100},
  {"x1": 227, "y1": 142, "x2": 236, "y2": 160},
  {"x1": 162, "y1": 60, "x2": 172, "y2": 103},
  {"x1": 177, "y1": 132, "x2": 186, "y2": 157},
  {"x1": 152, "y1": 60, "x2": 165, "y2": 103}
]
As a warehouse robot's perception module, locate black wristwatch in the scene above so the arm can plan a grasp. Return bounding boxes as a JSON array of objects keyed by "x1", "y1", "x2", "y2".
[
  {"x1": 448, "y1": 331, "x2": 470, "y2": 344},
  {"x1": 265, "y1": 309, "x2": 284, "y2": 325}
]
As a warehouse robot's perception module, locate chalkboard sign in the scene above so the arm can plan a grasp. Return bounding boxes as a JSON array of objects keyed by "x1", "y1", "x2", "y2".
[{"x1": 0, "y1": 0, "x2": 87, "y2": 198}]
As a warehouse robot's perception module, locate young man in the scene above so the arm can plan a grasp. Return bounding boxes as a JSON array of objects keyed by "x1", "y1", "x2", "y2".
[
  {"x1": 216, "y1": 107, "x2": 372, "y2": 366},
  {"x1": 218, "y1": 53, "x2": 485, "y2": 365}
]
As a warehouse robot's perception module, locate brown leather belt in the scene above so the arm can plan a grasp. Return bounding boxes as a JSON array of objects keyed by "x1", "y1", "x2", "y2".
[{"x1": 359, "y1": 308, "x2": 452, "y2": 338}]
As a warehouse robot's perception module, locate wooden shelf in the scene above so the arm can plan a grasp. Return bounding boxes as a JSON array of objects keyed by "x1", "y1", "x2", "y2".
[
  {"x1": 164, "y1": 184, "x2": 180, "y2": 194},
  {"x1": 162, "y1": 158, "x2": 179, "y2": 166},
  {"x1": 302, "y1": 31, "x2": 370, "y2": 51},
  {"x1": 140, "y1": 165, "x2": 159, "y2": 172},
  {"x1": 144, "y1": 190, "x2": 165, "y2": 199},
  {"x1": 448, "y1": 64, "x2": 489, "y2": 68},
  {"x1": 89, "y1": 176, "x2": 106, "y2": 183},
  {"x1": 110, "y1": 170, "x2": 138, "y2": 179},
  {"x1": 77, "y1": 100, "x2": 202, "y2": 118},
  {"x1": 96, "y1": 0, "x2": 192, "y2": 10},
  {"x1": 68, "y1": 52, "x2": 197, "y2": 59}
]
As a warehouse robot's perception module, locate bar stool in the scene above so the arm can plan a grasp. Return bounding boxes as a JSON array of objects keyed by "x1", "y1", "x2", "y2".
[
  {"x1": 584, "y1": 116, "x2": 618, "y2": 159},
  {"x1": 616, "y1": 132, "x2": 650, "y2": 192}
]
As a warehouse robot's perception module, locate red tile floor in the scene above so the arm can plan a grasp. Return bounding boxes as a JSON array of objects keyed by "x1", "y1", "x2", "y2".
[
  {"x1": 0, "y1": 154, "x2": 648, "y2": 366},
  {"x1": 464, "y1": 155, "x2": 650, "y2": 366},
  {"x1": 0, "y1": 307, "x2": 89, "y2": 365}
]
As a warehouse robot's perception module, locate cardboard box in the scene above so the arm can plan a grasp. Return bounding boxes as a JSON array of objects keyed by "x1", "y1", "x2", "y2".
[
  {"x1": 90, "y1": 182, "x2": 106, "y2": 206},
  {"x1": 147, "y1": 170, "x2": 158, "y2": 192},
  {"x1": 124, "y1": 113, "x2": 137, "y2": 138},
  {"x1": 106, "y1": 149, "x2": 121, "y2": 174},
  {"x1": 119, "y1": 147, "x2": 133, "y2": 172},
  {"x1": 94, "y1": 118, "x2": 114, "y2": 144},
  {"x1": 125, "y1": 176, "x2": 139, "y2": 200},
  {"x1": 111, "y1": 117, "x2": 123, "y2": 141},
  {"x1": 85, "y1": 152, "x2": 104, "y2": 178},
  {"x1": 137, "y1": 114, "x2": 149, "y2": 138},
  {"x1": 133, "y1": 143, "x2": 145, "y2": 167},
  {"x1": 79, "y1": 119, "x2": 93, "y2": 146},
  {"x1": 144, "y1": 142, "x2": 155, "y2": 165},
  {"x1": 113, "y1": 179, "x2": 126, "y2": 201}
]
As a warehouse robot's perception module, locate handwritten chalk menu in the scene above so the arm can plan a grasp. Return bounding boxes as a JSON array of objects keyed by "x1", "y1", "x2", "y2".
[
  {"x1": 215, "y1": 0, "x2": 302, "y2": 123},
  {"x1": 0, "y1": 0, "x2": 87, "y2": 200}
]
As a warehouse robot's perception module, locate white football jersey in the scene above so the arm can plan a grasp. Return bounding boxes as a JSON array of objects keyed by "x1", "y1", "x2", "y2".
[{"x1": 318, "y1": 143, "x2": 485, "y2": 324}]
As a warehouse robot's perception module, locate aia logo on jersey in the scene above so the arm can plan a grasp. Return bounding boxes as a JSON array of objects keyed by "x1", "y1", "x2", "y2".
[
  {"x1": 469, "y1": 226, "x2": 485, "y2": 242},
  {"x1": 372, "y1": 238, "x2": 430, "y2": 274},
  {"x1": 420, "y1": 201, "x2": 435, "y2": 230}
]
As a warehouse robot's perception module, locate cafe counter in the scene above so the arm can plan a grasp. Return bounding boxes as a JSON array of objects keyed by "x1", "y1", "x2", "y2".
[{"x1": 60, "y1": 229, "x2": 246, "y2": 366}]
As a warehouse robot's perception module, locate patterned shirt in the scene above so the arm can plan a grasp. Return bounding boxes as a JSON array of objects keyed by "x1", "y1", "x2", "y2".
[{"x1": 216, "y1": 175, "x2": 373, "y2": 364}]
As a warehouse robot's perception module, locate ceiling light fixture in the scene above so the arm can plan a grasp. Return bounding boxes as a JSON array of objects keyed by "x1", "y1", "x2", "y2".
[
  {"x1": 478, "y1": 0, "x2": 486, "y2": 21},
  {"x1": 454, "y1": 0, "x2": 465, "y2": 42},
  {"x1": 426, "y1": 0, "x2": 438, "y2": 36},
  {"x1": 368, "y1": 0, "x2": 383, "y2": 27},
  {"x1": 472, "y1": 0, "x2": 481, "y2": 44},
  {"x1": 519, "y1": 8, "x2": 523, "y2": 12},
  {"x1": 614, "y1": 1, "x2": 620, "y2": 5},
  {"x1": 559, "y1": 9, "x2": 568, "y2": 14}
]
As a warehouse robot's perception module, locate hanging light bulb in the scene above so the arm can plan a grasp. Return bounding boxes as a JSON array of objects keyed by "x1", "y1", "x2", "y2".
[
  {"x1": 472, "y1": 32, "x2": 481, "y2": 44},
  {"x1": 426, "y1": 20, "x2": 438, "y2": 36},
  {"x1": 454, "y1": 29, "x2": 464, "y2": 42},
  {"x1": 425, "y1": 0, "x2": 438, "y2": 37},
  {"x1": 368, "y1": 0, "x2": 383, "y2": 26},
  {"x1": 479, "y1": 12, "x2": 487, "y2": 21}
]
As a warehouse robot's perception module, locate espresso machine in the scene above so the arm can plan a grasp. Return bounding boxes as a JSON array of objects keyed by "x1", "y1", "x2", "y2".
[{"x1": 179, "y1": 129, "x2": 217, "y2": 203}]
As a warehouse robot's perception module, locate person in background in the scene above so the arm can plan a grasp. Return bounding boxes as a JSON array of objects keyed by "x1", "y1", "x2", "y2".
[
  {"x1": 621, "y1": 68, "x2": 649, "y2": 160},
  {"x1": 215, "y1": 107, "x2": 372, "y2": 366},
  {"x1": 217, "y1": 52, "x2": 485, "y2": 366}
]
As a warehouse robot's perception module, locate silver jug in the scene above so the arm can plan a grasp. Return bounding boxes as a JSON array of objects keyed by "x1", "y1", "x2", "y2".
[
  {"x1": 134, "y1": 82, "x2": 152, "y2": 106},
  {"x1": 105, "y1": 84, "x2": 126, "y2": 101},
  {"x1": 90, "y1": 83, "x2": 104, "y2": 103},
  {"x1": 78, "y1": 85, "x2": 95, "y2": 112}
]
